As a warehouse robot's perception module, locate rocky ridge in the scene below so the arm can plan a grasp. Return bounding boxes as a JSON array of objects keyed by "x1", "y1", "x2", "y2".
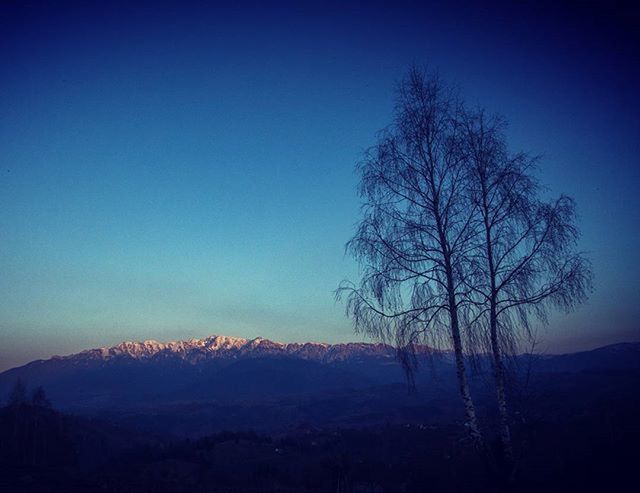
[{"x1": 52, "y1": 334, "x2": 433, "y2": 365}]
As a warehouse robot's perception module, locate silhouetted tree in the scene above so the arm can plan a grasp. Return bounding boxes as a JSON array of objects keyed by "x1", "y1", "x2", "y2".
[
  {"x1": 461, "y1": 109, "x2": 592, "y2": 469},
  {"x1": 7, "y1": 378, "x2": 27, "y2": 407},
  {"x1": 31, "y1": 386, "x2": 51, "y2": 408},
  {"x1": 339, "y1": 68, "x2": 592, "y2": 470},
  {"x1": 339, "y1": 68, "x2": 484, "y2": 450}
]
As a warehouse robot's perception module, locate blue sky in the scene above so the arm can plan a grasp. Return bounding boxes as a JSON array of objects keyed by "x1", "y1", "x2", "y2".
[{"x1": 1, "y1": 1, "x2": 638, "y2": 370}]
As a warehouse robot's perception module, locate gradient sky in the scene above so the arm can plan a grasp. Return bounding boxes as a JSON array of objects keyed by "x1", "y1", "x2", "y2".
[{"x1": 1, "y1": 0, "x2": 638, "y2": 371}]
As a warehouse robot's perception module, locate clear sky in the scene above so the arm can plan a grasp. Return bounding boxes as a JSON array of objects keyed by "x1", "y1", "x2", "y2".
[{"x1": 1, "y1": 0, "x2": 638, "y2": 371}]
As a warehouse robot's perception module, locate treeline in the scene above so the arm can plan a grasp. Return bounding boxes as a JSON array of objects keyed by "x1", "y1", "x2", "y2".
[
  {"x1": 6, "y1": 379, "x2": 51, "y2": 409},
  {"x1": 0, "y1": 380, "x2": 75, "y2": 469}
]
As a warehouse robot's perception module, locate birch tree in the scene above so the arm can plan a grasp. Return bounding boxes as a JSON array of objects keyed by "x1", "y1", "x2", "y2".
[
  {"x1": 461, "y1": 109, "x2": 592, "y2": 467},
  {"x1": 338, "y1": 69, "x2": 484, "y2": 449}
]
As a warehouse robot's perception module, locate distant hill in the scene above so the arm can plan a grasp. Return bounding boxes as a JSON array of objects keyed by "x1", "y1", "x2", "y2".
[{"x1": 524, "y1": 342, "x2": 640, "y2": 372}]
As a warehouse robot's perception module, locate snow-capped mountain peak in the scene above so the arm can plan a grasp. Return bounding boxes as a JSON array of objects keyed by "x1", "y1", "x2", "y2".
[{"x1": 57, "y1": 334, "x2": 414, "y2": 365}]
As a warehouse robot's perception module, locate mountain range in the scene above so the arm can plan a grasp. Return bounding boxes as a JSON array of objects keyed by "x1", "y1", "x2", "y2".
[
  {"x1": 47, "y1": 334, "x2": 416, "y2": 364},
  {"x1": 0, "y1": 335, "x2": 419, "y2": 408},
  {"x1": 1, "y1": 334, "x2": 638, "y2": 436}
]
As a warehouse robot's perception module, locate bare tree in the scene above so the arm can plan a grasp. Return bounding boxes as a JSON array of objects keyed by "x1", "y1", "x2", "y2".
[
  {"x1": 461, "y1": 109, "x2": 592, "y2": 467},
  {"x1": 338, "y1": 69, "x2": 484, "y2": 450}
]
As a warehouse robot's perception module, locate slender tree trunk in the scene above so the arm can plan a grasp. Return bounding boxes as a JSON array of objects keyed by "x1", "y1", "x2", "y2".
[
  {"x1": 435, "y1": 183, "x2": 484, "y2": 451},
  {"x1": 481, "y1": 182, "x2": 514, "y2": 468},
  {"x1": 447, "y1": 273, "x2": 484, "y2": 450},
  {"x1": 451, "y1": 311, "x2": 484, "y2": 449},
  {"x1": 490, "y1": 304, "x2": 514, "y2": 466}
]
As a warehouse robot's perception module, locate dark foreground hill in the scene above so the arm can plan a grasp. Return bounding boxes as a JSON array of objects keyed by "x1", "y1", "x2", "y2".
[
  {"x1": 0, "y1": 365, "x2": 638, "y2": 493},
  {"x1": 0, "y1": 338, "x2": 638, "y2": 491}
]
